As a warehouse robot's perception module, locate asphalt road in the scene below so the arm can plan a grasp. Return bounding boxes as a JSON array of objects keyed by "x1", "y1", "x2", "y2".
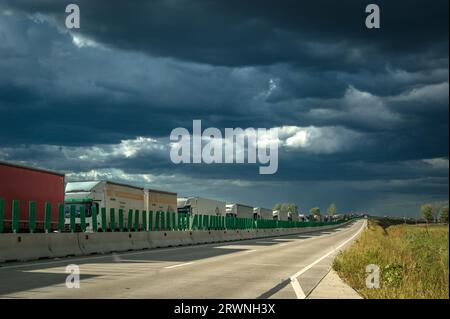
[{"x1": 0, "y1": 219, "x2": 366, "y2": 299}]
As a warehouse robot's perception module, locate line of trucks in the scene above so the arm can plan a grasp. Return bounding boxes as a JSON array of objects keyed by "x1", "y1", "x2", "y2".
[{"x1": 0, "y1": 160, "x2": 343, "y2": 232}]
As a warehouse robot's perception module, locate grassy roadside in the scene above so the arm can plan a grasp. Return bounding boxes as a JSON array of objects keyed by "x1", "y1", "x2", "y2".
[{"x1": 333, "y1": 219, "x2": 449, "y2": 299}]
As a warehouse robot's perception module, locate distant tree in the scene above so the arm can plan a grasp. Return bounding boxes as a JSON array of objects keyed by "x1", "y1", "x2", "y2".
[
  {"x1": 273, "y1": 203, "x2": 299, "y2": 214},
  {"x1": 273, "y1": 203, "x2": 282, "y2": 211},
  {"x1": 421, "y1": 204, "x2": 434, "y2": 223},
  {"x1": 432, "y1": 202, "x2": 446, "y2": 223},
  {"x1": 309, "y1": 207, "x2": 321, "y2": 218},
  {"x1": 327, "y1": 203, "x2": 337, "y2": 216},
  {"x1": 280, "y1": 203, "x2": 290, "y2": 213},
  {"x1": 288, "y1": 204, "x2": 299, "y2": 214},
  {"x1": 440, "y1": 207, "x2": 449, "y2": 224}
]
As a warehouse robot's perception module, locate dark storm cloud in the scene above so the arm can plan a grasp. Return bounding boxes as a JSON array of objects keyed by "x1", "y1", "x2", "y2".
[{"x1": 3, "y1": 0, "x2": 448, "y2": 69}]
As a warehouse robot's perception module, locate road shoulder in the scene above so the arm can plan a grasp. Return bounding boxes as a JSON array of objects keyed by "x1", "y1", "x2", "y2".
[{"x1": 306, "y1": 269, "x2": 362, "y2": 299}]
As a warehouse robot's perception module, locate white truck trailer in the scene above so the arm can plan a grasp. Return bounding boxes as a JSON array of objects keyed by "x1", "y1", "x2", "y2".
[
  {"x1": 177, "y1": 197, "x2": 226, "y2": 217},
  {"x1": 147, "y1": 188, "x2": 178, "y2": 230},
  {"x1": 272, "y1": 210, "x2": 289, "y2": 221},
  {"x1": 226, "y1": 203, "x2": 254, "y2": 219},
  {"x1": 64, "y1": 181, "x2": 145, "y2": 231},
  {"x1": 64, "y1": 181, "x2": 177, "y2": 232},
  {"x1": 253, "y1": 207, "x2": 273, "y2": 220},
  {"x1": 287, "y1": 211, "x2": 295, "y2": 221}
]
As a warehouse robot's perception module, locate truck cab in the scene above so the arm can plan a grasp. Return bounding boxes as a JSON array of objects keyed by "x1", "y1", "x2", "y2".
[
  {"x1": 273, "y1": 210, "x2": 280, "y2": 220},
  {"x1": 64, "y1": 181, "x2": 104, "y2": 232},
  {"x1": 64, "y1": 198, "x2": 99, "y2": 231}
]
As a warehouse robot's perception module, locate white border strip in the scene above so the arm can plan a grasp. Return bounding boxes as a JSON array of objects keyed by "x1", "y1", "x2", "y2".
[{"x1": 164, "y1": 262, "x2": 195, "y2": 269}]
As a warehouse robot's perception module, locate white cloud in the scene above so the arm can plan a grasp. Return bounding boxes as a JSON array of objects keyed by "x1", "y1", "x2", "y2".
[
  {"x1": 66, "y1": 168, "x2": 156, "y2": 183},
  {"x1": 113, "y1": 137, "x2": 159, "y2": 158},
  {"x1": 307, "y1": 86, "x2": 405, "y2": 129},
  {"x1": 422, "y1": 157, "x2": 449, "y2": 170},
  {"x1": 285, "y1": 130, "x2": 310, "y2": 148},
  {"x1": 390, "y1": 82, "x2": 449, "y2": 104},
  {"x1": 71, "y1": 33, "x2": 100, "y2": 48},
  {"x1": 342, "y1": 86, "x2": 403, "y2": 124},
  {"x1": 279, "y1": 125, "x2": 363, "y2": 154}
]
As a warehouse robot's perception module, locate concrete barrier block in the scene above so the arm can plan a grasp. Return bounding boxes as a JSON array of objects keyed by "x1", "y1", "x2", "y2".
[
  {"x1": 209, "y1": 230, "x2": 223, "y2": 243},
  {"x1": 78, "y1": 232, "x2": 134, "y2": 255},
  {"x1": 246, "y1": 230, "x2": 257, "y2": 239},
  {"x1": 221, "y1": 230, "x2": 235, "y2": 242},
  {"x1": 191, "y1": 231, "x2": 211, "y2": 244},
  {"x1": 254, "y1": 230, "x2": 266, "y2": 239},
  {"x1": 232, "y1": 230, "x2": 242, "y2": 241},
  {"x1": 207, "y1": 230, "x2": 218, "y2": 243},
  {"x1": 254, "y1": 229, "x2": 264, "y2": 239},
  {"x1": 149, "y1": 231, "x2": 189, "y2": 248},
  {"x1": 236, "y1": 230, "x2": 251, "y2": 240},
  {"x1": 218, "y1": 230, "x2": 232, "y2": 242},
  {"x1": 0, "y1": 233, "x2": 51, "y2": 262},
  {"x1": 131, "y1": 232, "x2": 151, "y2": 250},
  {"x1": 47, "y1": 233, "x2": 84, "y2": 258},
  {"x1": 180, "y1": 231, "x2": 195, "y2": 246}
]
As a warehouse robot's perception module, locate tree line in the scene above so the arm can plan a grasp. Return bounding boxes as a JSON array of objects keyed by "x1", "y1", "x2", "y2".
[
  {"x1": 272, "y1": 203, "x2": 338, "y2": 218},
  {"x1": 421, "y1": 202, "x2": 449, "y2": 224}
]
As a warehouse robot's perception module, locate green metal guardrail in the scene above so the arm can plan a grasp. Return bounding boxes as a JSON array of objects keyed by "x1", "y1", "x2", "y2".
[
  {"x1": 142, "y1": 210, "x2": 147, "y2": 231},
  {"x1": 44, "y1": 202, "x2": 52, "y2": 233},
  {"x1": 0, "y1": 197, "x2": 356, "y2": 233},
  {"x1": 28, "y1": 201, "x2": 36, "y2": 233},
  {"x1": 155, "y1": 211, "x2": 160, "y2": 230},
  {"x1": 80, "y1": 206, "x2": 86, "y2": 232},
  {"x1": 118, "y1": 209, "x2": 124, "y2": 232},
  {"x1": 101, "y1": 207, "x2": 107, "y2": 231},
  {"x1": 92, "y1": 205, "x2": 98, "y2": 232},
  {"x1": 149, "y1": 211, "x2": 153, "y2": 231},
  {"x1": 57, "y1": 203, "x2": 64, "y2": 232},
  {"x1": 110, "y1": 208, "x2": 116, "y2": 232},
  {"x1": 127, "y1": 209, "x2": 132, "y2": 231},
  {"x1": 12, "y1": 199, "x2": 19, "y2": 233},
  {"x1": 134, "y1": 209, "x2": 139, "y2": 231},
  {"x1": 166, "y1": 212, "x2": 171, "y2": 231},
  {"x1": 70, "y1": 205, "x2": 76, "y2": 232}
]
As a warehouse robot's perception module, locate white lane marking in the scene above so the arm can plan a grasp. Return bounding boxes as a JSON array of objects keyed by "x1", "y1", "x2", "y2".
[
  {"x1": 290, "y1": 277, "x2": 306, "y2": 299},
  {"x1": 289, "y1": 220, "x2": 367, "y2": 299},
  {"x1": 238, "y1": 262, "x2": 282, "y2": 267},
  {"x1": 164, "y1": 262, "x2": 195, "y2": 269},
  {"x1": 244, "y1": 249, "x2": 257, "y2": 254}
]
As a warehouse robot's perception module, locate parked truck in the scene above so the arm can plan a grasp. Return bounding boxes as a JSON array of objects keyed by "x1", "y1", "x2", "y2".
[
  {"x1": 287, "y1": 211, "x2": 294, "y2": 221},
  {"x1": 226, "y1": 203, "x2": 254, "y2": 219},
  {"x1": 147, "y1": 188, "x2": 178, "y2": 230},
  {"x1": 177, "y1": 197, "x2": 226, "y2": 217},
  {"x1": 253, "y1": 207, "x2": 273, "y2": 220},
  {"x1": 0, "y1": 161, "x2": 65, "y2": 232},
  {"x1": 272, "y1": 210, "x2": 289, "y2": 221},
  {"x1": 64, "y1": 181, "x2": 177, "y2": 232},
  {"x1": 64, "y1": 181, "x2": 145, "y2": 231}
]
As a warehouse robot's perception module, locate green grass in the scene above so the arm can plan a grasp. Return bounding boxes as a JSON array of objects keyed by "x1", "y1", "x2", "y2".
[{"x1": 333, "y1": 220, "x2": 449, "y2": 299}]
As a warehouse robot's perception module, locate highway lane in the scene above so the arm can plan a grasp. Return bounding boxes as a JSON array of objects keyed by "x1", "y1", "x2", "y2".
[{"x1": 0, "y1": 219, "x2": 366, "y2": 299}]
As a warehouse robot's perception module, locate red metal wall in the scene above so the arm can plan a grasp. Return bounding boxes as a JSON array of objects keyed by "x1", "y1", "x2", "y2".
[{"x1": 0, "y1": 163, "x2": 64, "y2": 223}]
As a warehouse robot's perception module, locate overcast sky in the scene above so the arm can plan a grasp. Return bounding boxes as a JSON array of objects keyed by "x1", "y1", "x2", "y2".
[{"x1": 0, "y1": 0, "x2": 448, "y2": 217}]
